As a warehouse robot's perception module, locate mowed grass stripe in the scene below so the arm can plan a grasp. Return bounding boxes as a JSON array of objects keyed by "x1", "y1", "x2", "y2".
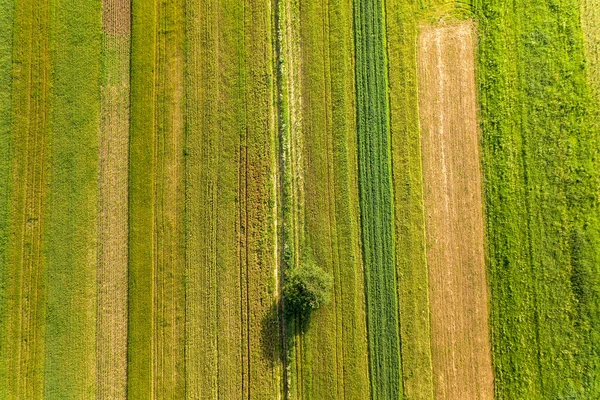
[
  {"x1": 475, "y1": 0, "x2": 600, "y2": 397},
  {"x1": 129, "y1": 0, "x2": 186, "y2": 397},
  {"x1": 354, "y1": 0, "x2": 403, "y2": 398},
  {"x1": 3, "y1": 1, "x2": 51, "y2": 397},
  {"x1": 0, "y1": 0, "x2": 13, "y2": 394},
  {"x1": 384, "y1": 2, "x2": 435, "y2": 398},
  {"x1": 44, "y1": 0, "x2": 101, "y2": 397},
  {"x1": 185, "y1": 0, "x2": 246, "y2": 397},
  {"x1": 97, "y1": 0, "x2": 130, "y2": 397}
]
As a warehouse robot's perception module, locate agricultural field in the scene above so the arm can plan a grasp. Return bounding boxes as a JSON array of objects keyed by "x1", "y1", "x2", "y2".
[
  {"x1": 0, "y1": 0, "x2": 599, "y2": 399},
  {"x1": 418, "y1": 23, "x2": 493, "y2": 399}
]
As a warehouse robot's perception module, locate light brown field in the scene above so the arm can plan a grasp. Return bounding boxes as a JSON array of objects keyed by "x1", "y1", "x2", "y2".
[
  {"x1": 418, "y1": 23, "x2": 494, "y2": 400},
  {"x1": 97, "y1": 0, "x2": 130, "y2": 398}
]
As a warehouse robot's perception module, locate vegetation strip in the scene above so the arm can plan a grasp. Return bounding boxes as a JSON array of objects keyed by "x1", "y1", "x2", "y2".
[
  {"x1": 354, "y1": 0, "x2": 403, "y2": 398},
  {"x1": 385, "y1": 2, "x2": 437, "y2": 398},
  {"x1": 581, "y1": 0, "x2": 600, "y2": 97},
  {"x1": 474, "y1": 0, "x2": 600, "y2": 397},
  {"x1": 418, "y1": 23, "x2": 494, "y2": 400},
  {"x1": 129, "y1": 0, "x2": 186, "y2": 397},
  {"x1": 185, "y1": 0, "x2": 246, "y2": 397},
  {"x1": 0, "y1": 0, "x2": 13, "y2": 393},
  {"x1": 185, "y1": 0, "x2": 280, "y2": 397},
  {"x1": 44, "y1": 0, "x2": 101, "y2": 396},
  {"x1": 97, "y1": 0, "x2": 130, "y2": 398},
  {"x1": 2, "y1": 1, "x2": 51, "y2": 397},
  {"x1": 277, "y1": 0, "x2": 371, "y2": 397}
]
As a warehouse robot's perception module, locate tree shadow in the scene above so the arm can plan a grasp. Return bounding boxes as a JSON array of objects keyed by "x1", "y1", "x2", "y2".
[{"x1": 260, "y1": 298, "x2": 313, "y2": 368}]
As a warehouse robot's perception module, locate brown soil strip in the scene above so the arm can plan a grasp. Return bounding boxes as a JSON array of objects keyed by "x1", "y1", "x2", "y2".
[
  {"x1": 97, "y1": 0, "x2": 130, "y2": 398},
  {"x1": 418, "y1": 23, "x2": 494, "y2": 400}
]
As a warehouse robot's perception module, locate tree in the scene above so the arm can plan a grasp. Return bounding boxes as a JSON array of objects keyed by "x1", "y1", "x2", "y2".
[{"x1": 283, "y1": 262, "x2": 333, "y2": 317}]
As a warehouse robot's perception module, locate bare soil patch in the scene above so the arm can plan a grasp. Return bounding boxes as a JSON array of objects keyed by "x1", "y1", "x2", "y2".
[
  {"x1": 418, "y1": 22, "x2": 494, "y2": 400},
  {"x1": 97, "y1": 0, "x2": 130, "y2": 395},
  {"x1": 102, "y1": 0, "x2": 130, "y2": 36}
]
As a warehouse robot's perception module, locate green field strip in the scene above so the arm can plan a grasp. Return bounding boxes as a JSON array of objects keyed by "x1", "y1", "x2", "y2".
[
  {"x1": 354, "y1": 0, "x2": 404, "y2": 398},
  {"x1": 384, "y1": 2, "x2": 436, "y2": 399},
  {"x1": 475, "y1": 0, "x2": 600, "y2": 398},
  {"x1": 128, "y1": 0, "x2": 156, "y2": 395},
  {"x1": 185, "y1": 0, "x2": 246, "y2": 397},
  {"x1": 278, "y1": 0, "x2": 371, "y2": 398},
  {"x1": 184, "y1": 0, "x2": 219, "y2": 397},
  {"x1": 0, "y1": 0, "x2": 13, "y2": 394},
  {"x1": 97, "y1": 0, "x2": 130, "y2": 398},
  {"x1": 327, "y1": 0, "x2": 372, "y2": 397},
  {"x1": 129, "y1": 0, "x2": 186, "y2": 398},
  {"x1": 295, "y1": 0, "x2": 340, "y2": 397},
  {"x1": 581, "y1": 0, "x2": 600, "y2": 97},
  {"x1": 2, "y1": 1, "x2": 51, "y2": 397},
  {"x1": 44, "y1": 0, "x2": 101, "y2": 397},
  {"x1": 243, "y1": 0, "x2": 280, "y2": 396},
  {"x1": 275, "y1": 0, "x2": 304, "y2": 396},
  {"x1": 185, "y1": 0, "x2": 280, "y2": 398}
]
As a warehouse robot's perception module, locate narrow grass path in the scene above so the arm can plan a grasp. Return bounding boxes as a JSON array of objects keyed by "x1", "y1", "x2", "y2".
[{"x1": 581, "y1": 0, "x2": 600, "y2": 97}]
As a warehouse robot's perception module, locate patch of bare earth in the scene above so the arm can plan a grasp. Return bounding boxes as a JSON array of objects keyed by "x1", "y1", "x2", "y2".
[
  {"x1": 97, "y1": 0, "x2": 130, "y2": 398},
  {"x1": 418, "y1": 23, "x2": 494, "y2": 400}
]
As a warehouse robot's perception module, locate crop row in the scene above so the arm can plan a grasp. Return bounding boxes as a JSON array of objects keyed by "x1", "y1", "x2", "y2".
[
  {"x1": 354, "y1": 0, "x2": 404, "y2": 398},
  {"x1": 185, "y1": 0, "x2": 280, "y2": 397}
]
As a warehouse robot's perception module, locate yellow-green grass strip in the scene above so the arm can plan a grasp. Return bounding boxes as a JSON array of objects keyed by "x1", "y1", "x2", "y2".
[
  {"x1": 281, "y1": 0, "x2": 371, "y2": 398},
  {"x1": 275, "y1": 0, "x2": 303, "y2": 396},
  {"x1": 0, "y1": 0, "x2": 14, "y2": 396},
  {"x1": 384, "y1": 2, "x2": 435, "y2": 398},
  {"x1": 129, "y1": 0, "x2": 186, "y2": 398},
  {"x1": 128, "y1": 0, "x2": 155, "y2": 394},
  {"x1": 354, "y1": 0, "x2": 403, "y2": 397},
  {"x1": 97, "y1": 0, "x2": 130, "y2": 397},
  {"x1": 581, "y1": 0, "x2": 600, "y2": 97},
  {"x1": 0, "y1": 0, "x2": 13, "y2": 394},
  {"x1": 44, "y1": 0, "x2": 101, "y2": 397},
  {"x1": 2, "y1": 1, "x2": 51, "y2": 397},
  {"x1": 242, "y1": 0, "x2": 280, "y2": 396},
  {"x1": 185, "y1": 0, "x2": 247, "y2": 397}
]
